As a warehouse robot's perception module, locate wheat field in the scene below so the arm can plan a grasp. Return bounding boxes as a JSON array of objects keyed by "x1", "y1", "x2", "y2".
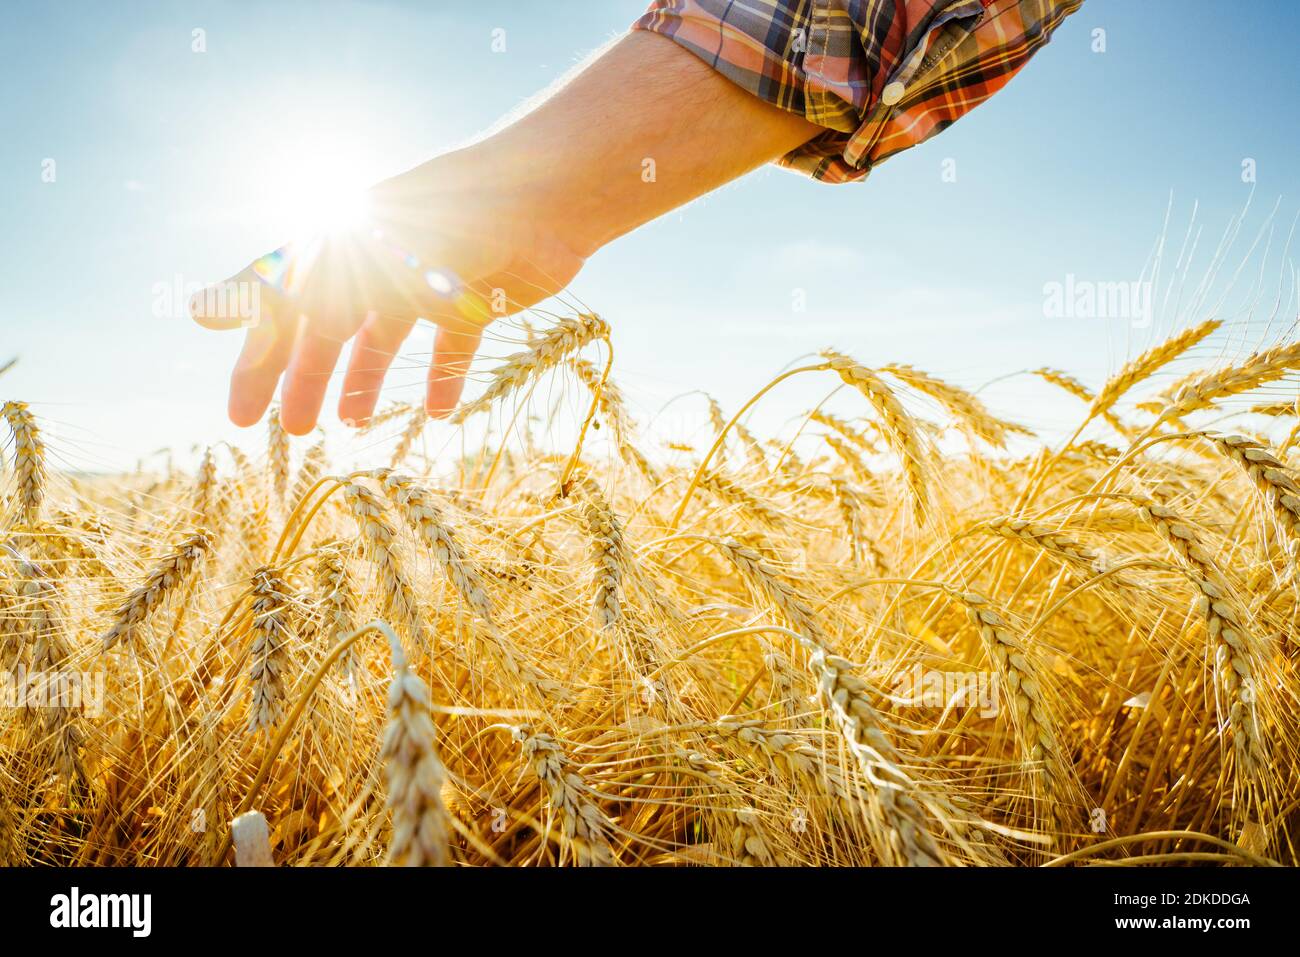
[{"x1": 3, "y1": 311, "x2": 1300, "y2": 867}]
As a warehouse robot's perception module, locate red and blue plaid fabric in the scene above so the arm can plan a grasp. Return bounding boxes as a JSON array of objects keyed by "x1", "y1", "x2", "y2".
[{"x1": 633, "y1": 0, "x2": 1084, "y2": 183}]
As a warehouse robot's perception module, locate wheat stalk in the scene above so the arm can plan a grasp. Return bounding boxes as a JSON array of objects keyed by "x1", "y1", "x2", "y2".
[
  {"x1": 981, "y1": 516, "x2": 1102, "y2": 571},
  {"x1": 1032, "y1": 369, "x2": 1132, "y2": 437},
  {"x1": 377, "y1": 472, "x2": 491, "y2": 621},
  {"x1": 709, "y1": 535, "x2": 951, "y2": 864},
  {"x1": 883, "y1": 364, "x2": 1017, "y2": 447},
  {"x1": 831, "y1": 477, "x2": 875, "y2": 565},
  {"x1": 3, "y1": 547, "x2": 88, "y2": 793},
  {"x1": 942, "y1": 587, "x2": 1083, "y2": 833},
  {"x1": 571, "y1": 356, "x2": 660, "y2": 482},
  {"x1": 246, "y1": 566, "x2": 292, "y2": 734},
  {"x1": 383, "y1": 656, "x2": 452, "y2": 866},
  {"x1": 574, "y1": 479, "x2": 626, "y2": 629},
  {"x1": 313, "y1": 542, "x2": 356, "y2": 676},
  {"x1": 101, "y1": 529, "x2": 211, "y2": 650},
  {"x1": 823, "y1": 434, "x2": 873, "y2": 482},
  {"x1": 1136, "y1": 500, "x2": 1268, "y2": 816},
  {"x1": 1161, "y1": 340, "x2": 1300, "y2": 421},
  {"x1": 290, "y1": 441, "x2": 327, "y2": 510},
  {"x1": 267, "y1": 406, "x2": 290, "y2": 502},
  {"x1": 729, "y1": 807, "x2": 783, "y2": 865},
  {"x1": 338, "y1": 479, "x2": 426, "y2": 652},
  {"x1": 389, "y1": 408, "x2": 428, "y2": 468},
  {"x1": 2, "y1": 400, "x2": 45, "y2": 526},
  {"x1": 822, "y1": 351, "x2": 930, "y2": 521},
  {"x1": 378, "y1": 471, "x2": 570, "y2": 702},
  {"x1": 191, "y1": 446, "x2": 219, "y2": 527},
  {"x1": 512, "y1": 726, "x2": 615, "y2": 866},
  {"x1": 571, "y1": 357, "x2": 631, "y2": 443},
  {"x1": 698, "y1": 469, "x2": 787, "y2": 529},
  {"x1": 1032, "y1": 368, "x2": 1093, "y2": 403},
  {"x1": 452, "y1": 314, "x2": 609, "y2": 423},
  {"x1": 1200, "y1": 433, "x2": 1300, "y2": 548},
  {"x1": 1090, "y1": 318, "x2": 1221, "y2": 419},
  {"x1": 809, "y1": 410, "x2": 878, "y2": 454}
]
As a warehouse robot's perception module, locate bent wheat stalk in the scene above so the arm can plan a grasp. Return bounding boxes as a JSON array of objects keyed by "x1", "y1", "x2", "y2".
[
  {"x1": 823, "y1": 351, "x2": 930, "y2": 522},
  {"x1": 452, "y1": 313, "x2": 609, "y2": 424}
]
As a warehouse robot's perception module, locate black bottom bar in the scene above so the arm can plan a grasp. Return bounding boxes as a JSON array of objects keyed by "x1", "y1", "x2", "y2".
[{"x1": 0, "y1": 865, "x2": 1285, "y2": 944}]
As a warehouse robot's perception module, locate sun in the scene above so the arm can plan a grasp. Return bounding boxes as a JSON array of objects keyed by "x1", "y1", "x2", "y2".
[
  {"x1": 280, "y1": 175, "x2": 372, "y2": 240},
  {"x1": 258, "y1": 143, "x2": 377, "y2": 243}
]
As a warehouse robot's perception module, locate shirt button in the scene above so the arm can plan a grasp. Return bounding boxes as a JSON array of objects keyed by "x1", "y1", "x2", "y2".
[{"x1": 880, "y1": 81, "x2": 905, "y2": 106}]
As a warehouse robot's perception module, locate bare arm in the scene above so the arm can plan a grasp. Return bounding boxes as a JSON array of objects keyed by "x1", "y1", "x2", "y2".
[
  {"x1": 484, "y1": 31, "x2": 821, "y2": 255},
  {"x1": 193, "y1": 31, "x2": 820, "y2": 434}
]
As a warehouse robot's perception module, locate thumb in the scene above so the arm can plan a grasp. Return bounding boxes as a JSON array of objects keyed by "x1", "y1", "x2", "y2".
[{"x1": 189, "y1": 255, "x2": 288, "y2": 332}]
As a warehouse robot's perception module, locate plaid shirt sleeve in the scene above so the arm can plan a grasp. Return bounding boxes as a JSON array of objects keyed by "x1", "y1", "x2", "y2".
[{"x1": 632, "y1": 0, "x2": 1084, "y2": 183}]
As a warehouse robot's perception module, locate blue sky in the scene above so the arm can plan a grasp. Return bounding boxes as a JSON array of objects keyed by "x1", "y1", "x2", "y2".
[{"x1": 2, "y1": 0, "x2": 1298, "y2": 472}]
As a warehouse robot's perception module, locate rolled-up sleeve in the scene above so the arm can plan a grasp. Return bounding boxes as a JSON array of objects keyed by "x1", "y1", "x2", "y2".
[{"x1": 632, "y1": 0, "x2": 1084, "y2": 183}]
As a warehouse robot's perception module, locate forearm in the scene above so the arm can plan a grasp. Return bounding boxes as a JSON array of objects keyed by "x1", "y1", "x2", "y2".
[{"x1": 451, "y1": 31, "x2": 821, "y2": 257}]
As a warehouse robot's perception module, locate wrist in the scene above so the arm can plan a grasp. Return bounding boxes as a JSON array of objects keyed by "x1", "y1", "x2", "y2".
[{"x1": 448, "y1": 136, "x2": 613, "y2": 260}]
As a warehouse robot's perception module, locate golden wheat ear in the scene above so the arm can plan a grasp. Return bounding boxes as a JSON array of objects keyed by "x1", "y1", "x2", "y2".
[
  {"x1": 3, "y1": 399, "x2": 46, "y2": 526},
  {"x1": 451, "y1": 313, "x2": 609, "y2": 424}
]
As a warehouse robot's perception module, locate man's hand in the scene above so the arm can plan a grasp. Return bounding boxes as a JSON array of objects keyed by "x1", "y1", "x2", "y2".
[
  {"x1": 192, "y1": 31, "x2": 820, "y2": 434},
  {"x1": 191, "y1": 162, "x2": 587, "y2": 433}
]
